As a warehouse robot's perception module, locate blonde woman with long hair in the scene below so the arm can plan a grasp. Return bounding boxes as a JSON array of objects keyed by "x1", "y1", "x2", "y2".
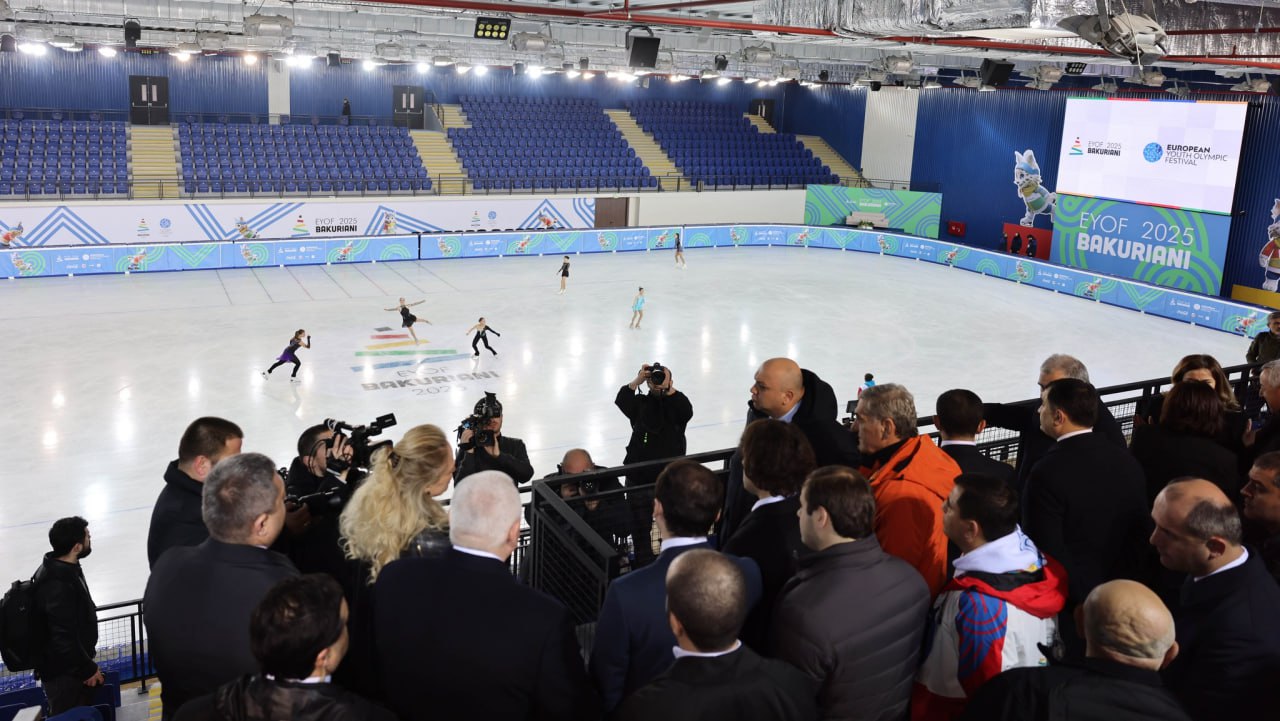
[
  {"x1": 340, "y1": 423, "x2": 454, "y2": 585},
  {"x1": 335, "y1": 423, "x2": 454, "y2": 699}
]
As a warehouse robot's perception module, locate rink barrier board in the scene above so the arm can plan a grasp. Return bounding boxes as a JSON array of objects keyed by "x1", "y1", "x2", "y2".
[{"x1": 1, "y1": 224, "x2": 1269, "y2": 338}]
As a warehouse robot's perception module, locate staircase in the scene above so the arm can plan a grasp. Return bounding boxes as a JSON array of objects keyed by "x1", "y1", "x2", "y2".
[
  {"x1": 796, "y1": 135, "x2": 865, "y2": 185},
  {"x1": 128, "y1": 125, "x2": 182, "y2": 199},
  {"x1": 430, "y1": 105, "x2": 472, "y2": 194},
  {"x1": 744, "y1": 113, "x2": 776, "y2": 133},
  {"x1": 412, "y1": 131, "x2": 470, "y2": 195},
  {"x1": 606, "y1": 109, "x2": 685, "y2": 191}
]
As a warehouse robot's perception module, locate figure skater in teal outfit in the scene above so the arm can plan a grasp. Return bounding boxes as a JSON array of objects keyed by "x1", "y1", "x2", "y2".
[{"x1": 629, "y1": 287, "x2": 646, "y2": 329}]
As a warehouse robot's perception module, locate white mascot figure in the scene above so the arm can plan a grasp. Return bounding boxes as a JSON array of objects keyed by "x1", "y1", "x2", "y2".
[
  {"x1": 1014, "y1": 150, "x2": 1056, "y2": 228},
  {"x1": 1259, "y1": 199, "x2": 1280, "y2": 292}
]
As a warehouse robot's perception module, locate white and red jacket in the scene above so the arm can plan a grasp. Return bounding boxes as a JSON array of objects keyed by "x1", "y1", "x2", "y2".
[{"x1": 911, "y1": 527, "x2": 1068, "y2": 721}]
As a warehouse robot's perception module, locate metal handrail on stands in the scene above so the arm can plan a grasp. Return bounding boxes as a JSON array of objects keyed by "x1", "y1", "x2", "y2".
[{"x1": 0, "y1": 365, "x2": 1253, "y2": 689}]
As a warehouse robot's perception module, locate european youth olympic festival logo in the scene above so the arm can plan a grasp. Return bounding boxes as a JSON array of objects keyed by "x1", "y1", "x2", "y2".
[
  {"x1": 1143, "y1": 142, "x2": 1164, "y2": 163},
  {"x1": 1070, "y1": 137, "x2": 1084, "y2": 156}
]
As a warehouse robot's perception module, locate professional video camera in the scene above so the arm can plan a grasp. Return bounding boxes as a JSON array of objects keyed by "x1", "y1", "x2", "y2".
[
  {"x1": 457, "y1": 392, "x2": 503, "y2": 451},
  {"x1": 647, "y1": 362, "x2": 667, "y2": 386},
  {"x1": 281, "y1": 465, "x2": 348, "y2": 515},
  {"x1": 324, "y1": 413, "x2": 398, "y2": 480}
]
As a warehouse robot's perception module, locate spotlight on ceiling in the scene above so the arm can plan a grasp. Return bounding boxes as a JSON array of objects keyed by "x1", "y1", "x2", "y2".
[
  {"x1": 1166, "y1": 80, "x2": 1190, "y2": 98},
  {"x1": 415, "y1": 61, "x2": 430, "y2": 73},
  {"x1": 97, "y1": 45, "x2": 117, "y2": 57},
  {"x1": 243, "y1": 53, "x2": 258, "y2": 66},
  {"x1": 1090, "y1": 77, "x2": 1118, "y2": 94},
  {"x1": 473, "y1": 17, "x2": 510, "y2": 41},
  {"x1": 713, "y1": 54, "x2": 728, "y2": 72},
  {"x1": 818, "y1": 69, "x2": 829, "y2": 82},
  {"x1": 1124, "y1": 67, "x2": 1166, "y2": 87},
  {"x1": 921, "y1": 77, "x2": 942, "y2": 90},
  {"x1": 716, "y1": 76, "x2": 731, "y2": 85},
  {"x1": 455, "y1": 61, "x2": 472, "y2": 74},
  {"x1": 474, "y1": 64, "x2": 488, "y2": 76},
  {"x1": 433, "y1": 55, "x2": 453, "y2": 67}
]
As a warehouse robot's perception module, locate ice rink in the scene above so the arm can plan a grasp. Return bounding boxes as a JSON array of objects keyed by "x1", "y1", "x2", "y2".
[{"x1": 0, "y1": 244, "x2": 1250, "y2": 603}]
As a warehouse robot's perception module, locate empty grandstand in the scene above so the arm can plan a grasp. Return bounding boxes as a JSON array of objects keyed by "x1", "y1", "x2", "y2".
[
  {"x1": 0, "y1": 118, "x2": 129, "y2": 197},
  {"x1": 177, "y1": 122, "x2": 431, "y2": 195},
  {"x1": 449, "y1": 95, "x2": 657, "y2": 191},
  {"x1": 628, "y1": 100, "x2": 838, "y2": 188}
]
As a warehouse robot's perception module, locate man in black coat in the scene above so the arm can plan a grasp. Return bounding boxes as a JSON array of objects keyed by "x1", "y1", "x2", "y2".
[
  {"x1": 772, "y1": 466, "x2": 929, "y2": 721},
  {"x1": 961, "y1": 580, "x2": 1192, "y2": 721},
  {"x1": 1023, "y1": 379, "x2": 1149, "y2": 658},
  {"x1": 720, "y1": 357, "x2": 859, "y2": 540},
  {"x1": 374, "y1": 471, "x2": 599, "y2": 721},
  {"x1": 935, "y1": 388, "x2": 1016, "y2": 487},
  {"x1": 146, "y1": 416, "x2": 243, "y2": 568},
  {"x1": 983, "y1": 354, "x2": 1125, "y2": 493},
  {"x1": 34, "y1": 516, "x2": 103, "y2": 715},
  {"x1": 615, "y1": 549, "x2": 818, "y2": 721},
  {"x1": 145, "y1": 453, "x2": 298, "y2": 720},
  {"x1": 175, "y1": 575, "x2": 395, "y2": 721},
  {"x1": 616, "y1": 362, "x2": 694, "y2": 565},
  {"x1": 1150, "y1": 479, "x2": 1280, "y2": 721},
  {"x1": 1242, "y1": 451, "x2": 1280, "y2": 584}
]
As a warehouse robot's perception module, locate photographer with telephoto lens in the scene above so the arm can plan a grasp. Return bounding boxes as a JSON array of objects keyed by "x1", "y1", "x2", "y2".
[
  {"x1": 453, "y1": 392, "x2": 535, "y2": 486},
  {"x1": 615, "y1": 362, "x2": 694, "y2": 565}
]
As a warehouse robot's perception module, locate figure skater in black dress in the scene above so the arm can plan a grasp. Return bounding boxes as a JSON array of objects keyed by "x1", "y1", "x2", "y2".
[
  {"x1": 263, "y1": 329, "x2": 310, "y2": 382},
  {"x1": 556, "y1": 256, "x2": 570, "y2": 294},
  {"x1": 385, "y1": 297, "x2": 431, "y2": 344},
  {"x1": 674, "y1": 232, "x2": 686, "y2": 268},
  {"x1": 464, "y1": 317, "x2": 500, "y2": 356}
]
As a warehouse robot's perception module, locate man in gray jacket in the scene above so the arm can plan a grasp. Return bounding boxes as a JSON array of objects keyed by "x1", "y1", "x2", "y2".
[{"x1": 772, "y1": 466, "x2": 930, "y2": 721}]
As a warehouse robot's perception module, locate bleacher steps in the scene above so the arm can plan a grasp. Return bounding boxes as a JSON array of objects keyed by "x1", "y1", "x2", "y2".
[
  {"x1": 437, "y1": 104, "x2": 471, "y2": 130},
  {"x1": 606, "y1": 109, "x2": 685, "y2": 192},
  {"x1": 128, "y1": 125, "x2": 182, "y2": 199},
  {"x1": 744, "y1": 113, "x2": 776, "y2": 133},
  {"x1": 411, "y1": 130, "x2": 470, "y2": 195},
  {"x1": 796, "y1": 135, "x2": 865, "y2": 185}
]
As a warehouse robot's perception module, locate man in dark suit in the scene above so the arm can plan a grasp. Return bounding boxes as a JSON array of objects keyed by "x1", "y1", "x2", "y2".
[
  {"x1": 592, "y1": 461, "x2": 762, "y2": 712},
  {"x1": 615, "y1": 549, "x2": 818, "y2": 721},
  {"x1": 720, "y1": 357, "x2": 859, "y2": 540},
  {"x1": 1151, "y1": 478, "x2": 1280, "y2": 721},
  {"x1": 144, "y1": 453, "x2": 299, "y2": 720},
  {"x1": 983, "y1": 354, "x2": 1126, "y2": 492},
  {"x1": 1023, "y1": 378, "x2": 1148, "y2": 655},
  {"x1": 146, "y1": 416, "x2": 243, "y2": 568},
  {"x1": 935, "y1": 388, "x2": 1016, "y2": 487},
  {"x1": 961, "y1": 580, "x2": 1192, "y2": 721},
  {"x1": 374, "y1": 471, "x2": 599, "y2": 721}
]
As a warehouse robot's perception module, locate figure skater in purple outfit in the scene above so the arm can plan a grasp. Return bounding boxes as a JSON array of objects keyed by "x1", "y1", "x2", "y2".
[{"x1": 263, "y1": 329, "x2": 310, "y2": 382}]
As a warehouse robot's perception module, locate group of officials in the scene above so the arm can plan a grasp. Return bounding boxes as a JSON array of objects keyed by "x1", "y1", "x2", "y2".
[{"x1": 25, "y1": 348, "x2": 1280, "y2": 721}]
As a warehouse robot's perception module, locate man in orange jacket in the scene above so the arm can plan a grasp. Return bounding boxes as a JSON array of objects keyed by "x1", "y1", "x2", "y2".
[{"x1": 855, "y1": 383, "x2": 960, "y2": 597}]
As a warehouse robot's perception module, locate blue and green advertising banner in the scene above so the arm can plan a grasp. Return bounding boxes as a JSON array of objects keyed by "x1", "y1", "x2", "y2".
[
  {"x1": 803, "y1": 186, "x2": 943, "y2": 239},
  {"x1": 1051, "y1": 194, "x2": 1231, "y2": 296}
]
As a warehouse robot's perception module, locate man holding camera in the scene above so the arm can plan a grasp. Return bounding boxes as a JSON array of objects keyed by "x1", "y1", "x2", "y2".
[
  {"x1": 616, "y1": 362, "x2": 694, "y2": 565},
  {"x1": 453, "y1": 394, "x2": 535, "y2": 486},
  {"x1": 276, "y1": 424, "x2": 354, "y2": 576}
]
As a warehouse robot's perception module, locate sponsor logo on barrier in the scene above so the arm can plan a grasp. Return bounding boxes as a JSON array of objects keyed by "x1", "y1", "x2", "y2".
[{"x1": 1143, "y1": 143, "x2": 1164, "y2": 163}]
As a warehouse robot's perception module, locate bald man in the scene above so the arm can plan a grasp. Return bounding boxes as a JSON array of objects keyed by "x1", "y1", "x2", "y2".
[
  {"x1": 614, "y1": 550, "x2": 817, "y2": 721},
  {"x1": 720, "y1": 358, "x2": 859, "y2": 540},
  {"x1": 961, "y1": 580, "x2": 1191, "y2": 721},
  {"x1": 1150, "y1": 479, "x2": 1280, "y2": 721}
]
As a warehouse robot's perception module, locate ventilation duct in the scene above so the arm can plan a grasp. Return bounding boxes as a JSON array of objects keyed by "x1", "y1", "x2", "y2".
[
  {"x1": 243, "y1": 14, "x2": 294, "y2": 38},
  {"x1": 753, "y1": 0, "x2": 1280, "y2": 64}
]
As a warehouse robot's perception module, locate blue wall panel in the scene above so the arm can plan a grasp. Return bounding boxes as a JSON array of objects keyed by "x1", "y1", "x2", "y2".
[
  {"x1": 0, "y1": 51, "x2": 266, "y2": 116},
  {"x1": 779, "y1": 84, "x2": 865, "y2": 174},
  {"x1": 288, "y1": 63, "x2": 786, "y2": 117},
  {"x1": 1223, "y1": 99, "x2": 1280, "y2": 297},
  {"x1": 911, "y1": 88, "x2": 1069, "y2": 252}
]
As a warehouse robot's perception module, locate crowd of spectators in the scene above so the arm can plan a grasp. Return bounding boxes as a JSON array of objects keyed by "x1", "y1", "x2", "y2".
[{"x1": 25, "y1": 340, "x2": 1280, "y2": 721}]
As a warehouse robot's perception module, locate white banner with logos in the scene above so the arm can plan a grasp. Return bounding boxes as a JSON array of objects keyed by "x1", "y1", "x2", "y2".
[{"x1": 0, "y1": 195, "x2": 597, "y2": 247}]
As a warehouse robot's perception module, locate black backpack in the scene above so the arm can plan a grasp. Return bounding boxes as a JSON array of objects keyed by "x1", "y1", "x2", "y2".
[{"x1": 0, "y1": 571, "x2": 44, "y2": 671}]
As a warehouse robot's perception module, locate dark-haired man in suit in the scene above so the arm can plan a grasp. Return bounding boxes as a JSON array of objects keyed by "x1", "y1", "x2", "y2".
[{"x1": 935, "y1": 388, "x2": 1015, "y2": 487}]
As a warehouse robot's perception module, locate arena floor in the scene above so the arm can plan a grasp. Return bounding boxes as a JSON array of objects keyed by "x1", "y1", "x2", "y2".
[{"x1": 1, "y1": 244, "x2": 1250, "y2": 604}]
